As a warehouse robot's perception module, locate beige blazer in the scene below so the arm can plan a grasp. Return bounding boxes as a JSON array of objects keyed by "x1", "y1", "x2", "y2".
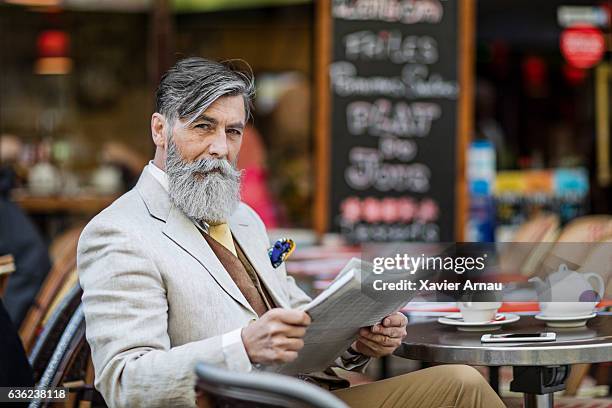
[{"x1": 78, "y1": 169, "x2": 312, "y2": 407}]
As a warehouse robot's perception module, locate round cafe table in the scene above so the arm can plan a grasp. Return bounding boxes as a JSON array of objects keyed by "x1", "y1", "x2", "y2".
[{"x1": 394, "y1": 315, "x2": 612, "y2": 408}]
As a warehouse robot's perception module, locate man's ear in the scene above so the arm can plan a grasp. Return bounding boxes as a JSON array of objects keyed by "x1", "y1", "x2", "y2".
[{"x1": 151, "y1": 113, "x2": 168, "y2": 149}]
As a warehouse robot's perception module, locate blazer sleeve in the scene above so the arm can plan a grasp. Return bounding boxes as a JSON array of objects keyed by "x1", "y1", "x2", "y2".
[{"x1": 78, "y1": 219, "x2": 248, "y2": 408}]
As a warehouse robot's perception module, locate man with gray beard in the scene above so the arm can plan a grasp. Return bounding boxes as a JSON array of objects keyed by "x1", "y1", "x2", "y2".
[
  {"x1": 77, "y1": 57, "x2": 505, "y2": 408},
  {"x1": 165, "y1": 139, "x2": 242, "y2": 224}
]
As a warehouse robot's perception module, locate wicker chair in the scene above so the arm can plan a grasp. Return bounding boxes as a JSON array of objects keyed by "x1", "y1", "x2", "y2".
[
  {"x1": 20, "y1": 225, "x2": 83, "y2": 353},
  {"x1": 28, "y1": 283, "x2": 83, "y2": 383},
  {"x1": 195, "y1": 363, "x2": 348, "y2": 408},
  {"x1": 28, "y1": 305, "x2": 86, "y2": 408}
]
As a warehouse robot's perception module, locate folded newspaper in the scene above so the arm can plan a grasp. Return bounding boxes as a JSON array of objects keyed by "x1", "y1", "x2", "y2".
[{"x1": 270, "y1": 258, "x2": 415, "y2": 375}]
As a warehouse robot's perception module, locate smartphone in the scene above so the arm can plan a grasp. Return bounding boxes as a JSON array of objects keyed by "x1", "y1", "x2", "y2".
[{"x1": 481, "y1": 332, "x2": 556, "y2": 343}]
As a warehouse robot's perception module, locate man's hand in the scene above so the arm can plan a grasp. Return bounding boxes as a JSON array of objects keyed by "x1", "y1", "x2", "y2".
[
  {"x1": 351, "y1": 312, "x2": 407, "y2": 358},
  {"x1": 241, "y1": 308, "x2": 311, "y2": 365}
]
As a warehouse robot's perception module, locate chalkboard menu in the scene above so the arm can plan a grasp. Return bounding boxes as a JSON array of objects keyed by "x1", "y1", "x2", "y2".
[{"x1": 328, "y1": 0, "x2": 460, "y2": 243}]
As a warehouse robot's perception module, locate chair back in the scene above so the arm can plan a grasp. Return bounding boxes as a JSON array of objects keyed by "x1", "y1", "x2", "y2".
[
  {"x1": 49, "y1": 226, "x2": 83, "y2": 262},
  {"x1": 28, "y1": 305, "x2": 87, "y2": 408},
  {"x1": 498, "y1": 214, "x2": 559, "y2": 277},
  {"x1": 20, "y1": 225, "x2": 83, "y2": 352},
  {"x1": 539, "y1": 215, "x2": 612, "y2": 275},
  {"x1": 195, "y1": 363, "x2": 348, "y2": 408},
  {"x1": 28, "y1": 283, "x2": 83, "y2": 383},
  {"x1": 556, "y1": 215, "x2": 612, "y2": 243},
  {"x1": 0, "y1": 254, "x2": 15, "y2": 296}
]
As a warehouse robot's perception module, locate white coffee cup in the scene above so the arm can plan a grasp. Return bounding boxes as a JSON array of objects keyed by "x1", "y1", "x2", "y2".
[{"x1": 458, "y1": 301, "x2": 502, "y2": 323}]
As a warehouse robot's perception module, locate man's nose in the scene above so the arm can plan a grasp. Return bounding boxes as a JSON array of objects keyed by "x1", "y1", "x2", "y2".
[{"x1": 208, "y1": 130, "x2": 229, "y2": 158}]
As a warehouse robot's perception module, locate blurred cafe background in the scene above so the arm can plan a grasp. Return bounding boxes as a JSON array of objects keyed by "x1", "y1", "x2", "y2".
[{"x1": 0, "y1": 0, "x2": 611, "y2": 406}]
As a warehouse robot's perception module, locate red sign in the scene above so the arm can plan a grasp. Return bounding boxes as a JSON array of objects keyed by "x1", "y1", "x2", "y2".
[{"x1": 560, "y1": 25, "x2": 605, "y2": 69}]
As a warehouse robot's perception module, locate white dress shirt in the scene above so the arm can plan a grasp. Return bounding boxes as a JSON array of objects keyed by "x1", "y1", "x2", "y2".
[{"x1": 146, "y1": 161, "x2": 169, "y2": 193}]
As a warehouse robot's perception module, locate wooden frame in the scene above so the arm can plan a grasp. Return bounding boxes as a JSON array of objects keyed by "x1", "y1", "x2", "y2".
[
  {"x1": 456, "y1": 0, "x2": 476, "y2": 242},
  {"x1": 313, "y1": 0, "x2": 476, "y2": 242},
  {"x1": 595, "y1": 63, "x2": 611, "y2": 188},
  {"x1": 313, "y1": 0, "x2": 332, "y2": 238}
]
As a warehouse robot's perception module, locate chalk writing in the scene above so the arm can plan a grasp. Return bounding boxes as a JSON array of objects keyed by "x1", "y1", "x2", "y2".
[
  {"x1": 333, "y1": 0, "x2": 444, "y2": 25},
  {"x1": 331, "y1": 62, "x2": 458, "y2": 98},
  {"x1": 347, "y1": 99, "x2": 441, "y2": 137},
  {"x1": 345, "y1": 146, "x2": 431, "y2": 192},
  {"x1": 344, "y1": 30, "x2": 438, "y2": 64}
]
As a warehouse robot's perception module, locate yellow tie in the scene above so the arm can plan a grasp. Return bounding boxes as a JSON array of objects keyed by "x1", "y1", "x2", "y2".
[{"x1": 208, "y1": 223, "x2": 237, "y2": 257}]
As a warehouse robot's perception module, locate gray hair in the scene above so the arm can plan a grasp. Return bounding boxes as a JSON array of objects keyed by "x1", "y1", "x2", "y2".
[{"x1": 155, "y1": 57, "x2": 255, "y2": 127}]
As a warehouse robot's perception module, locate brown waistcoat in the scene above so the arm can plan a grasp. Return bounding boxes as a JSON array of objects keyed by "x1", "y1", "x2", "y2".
[{"x1": 201, "y1": 232, "x2": 275, "y2": 316}]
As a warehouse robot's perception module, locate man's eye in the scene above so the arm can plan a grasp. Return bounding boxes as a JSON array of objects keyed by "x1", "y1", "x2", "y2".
[
  {"x1": 228, "y1": 129, "x2": 243, "y2": 136},
  {"x1": 195, "y1": 123, "x2": 211, "y2": 130}
]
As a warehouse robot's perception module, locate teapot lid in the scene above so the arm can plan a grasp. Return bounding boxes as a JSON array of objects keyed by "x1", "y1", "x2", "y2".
[
  {"x1": 548, "y1": 263, "x2": 575, "y2": 282},
  {"x1": 557, "y1": 264, "x2": 569, "y2": 273}
]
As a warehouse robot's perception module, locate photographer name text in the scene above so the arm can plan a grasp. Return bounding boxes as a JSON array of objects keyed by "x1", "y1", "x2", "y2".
[{"x1": 372, "y1": 279, "x2": 503, "y2": 291}]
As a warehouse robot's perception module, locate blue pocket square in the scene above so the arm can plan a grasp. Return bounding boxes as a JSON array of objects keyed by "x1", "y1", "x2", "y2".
[{"x1": 268, "y1": 238, "x2": 296, "y2": 268}]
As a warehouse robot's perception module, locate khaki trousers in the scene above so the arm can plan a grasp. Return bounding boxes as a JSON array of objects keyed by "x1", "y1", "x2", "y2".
[{"x1": 332, "y1": 365, "x2": 506, "y2": 408}]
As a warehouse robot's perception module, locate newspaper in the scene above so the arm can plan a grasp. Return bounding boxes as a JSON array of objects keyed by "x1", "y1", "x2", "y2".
[{"x1": 271, "y1": 258, "x2": 414, "y2": 375}]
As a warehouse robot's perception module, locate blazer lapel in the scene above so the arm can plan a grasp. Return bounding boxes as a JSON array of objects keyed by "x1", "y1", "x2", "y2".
[
  {"x1": 229, "y1": 216, "x2": 291, "y2": 309},
  {"x1": 163, "y1": 205, "x2": 256, "y2": 316},
  {"x1": 136, "y1": 168, "x2": 172, "y2": 222}
]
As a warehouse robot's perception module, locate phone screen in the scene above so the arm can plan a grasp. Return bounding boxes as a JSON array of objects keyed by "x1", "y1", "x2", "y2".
[{"x1": 491, "y1": 333, "x2": 545, "y2": 338}]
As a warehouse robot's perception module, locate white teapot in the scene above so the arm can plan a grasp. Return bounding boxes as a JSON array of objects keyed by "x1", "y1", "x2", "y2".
[
  {"x1": 91, "y1": 165, "x2": 122, "y2": 195},
  {"x1": 28, "y1": 162, "x2": 61, "y2": 196},
  {"x1": 529, "y1": 264, "x2": 605, "y2": 317}
]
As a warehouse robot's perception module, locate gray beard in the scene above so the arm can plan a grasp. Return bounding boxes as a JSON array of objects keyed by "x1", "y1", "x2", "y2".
[{"x1": 165, "y1": 140, "x2": 242, "y2": 225}]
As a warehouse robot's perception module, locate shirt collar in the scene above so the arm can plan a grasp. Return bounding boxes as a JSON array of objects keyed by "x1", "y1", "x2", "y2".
[{"x1": 146, "y1": 161, "x2": 169, "y2": 193}]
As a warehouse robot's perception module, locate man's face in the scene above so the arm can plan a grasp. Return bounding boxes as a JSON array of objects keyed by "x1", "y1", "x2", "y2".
[
  {"x1": 162, "y1": 95, "x2": 246, "y2": 225},
  {"x1": 170, "y1": 94, "x2": 246, "y2": 164}
]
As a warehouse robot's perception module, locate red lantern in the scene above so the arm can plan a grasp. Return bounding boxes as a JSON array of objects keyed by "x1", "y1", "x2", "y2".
[
  {"x1": 37, "y1": 30, "x2": 69, "y2": 58},
  {"x1": 560, "y1": 25, "x2": 605, "y2": 69},
  {"x1": 35, "y1": 30, "x2": 72, "y2": 74}
]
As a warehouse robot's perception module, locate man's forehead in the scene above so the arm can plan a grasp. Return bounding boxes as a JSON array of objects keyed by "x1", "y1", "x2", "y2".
[
  {"x1": 195, "y1": 95, "x2": 246, "y2": 121},
  {"x1": 175, "y1": 97, "x2": 246, "y2": 127}
]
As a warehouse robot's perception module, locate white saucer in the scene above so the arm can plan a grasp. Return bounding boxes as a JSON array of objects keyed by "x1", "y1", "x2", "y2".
[
  {"x1": 438, "y1": 313, "x2": 520, "y2": 332},
  {"x1": 535, "y1": 312, "x2": 597, "y2": 328}
]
